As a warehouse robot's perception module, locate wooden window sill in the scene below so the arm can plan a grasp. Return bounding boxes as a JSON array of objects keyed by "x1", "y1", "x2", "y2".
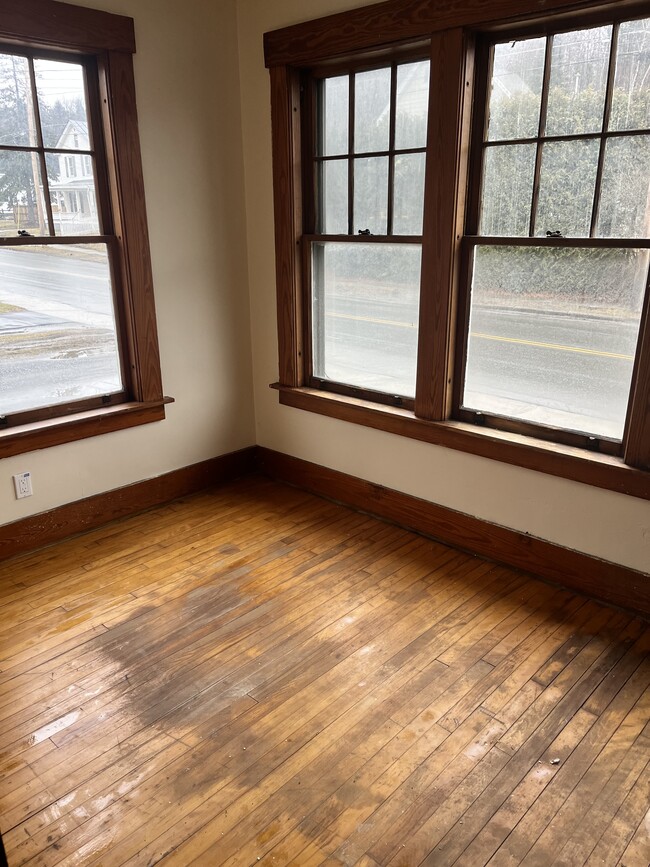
[
  {"x1": 0, "y1": 398, "x2": 174, "y2": 459},
  {"x1": 273, "y1": 384, "x2": 650, "y2": 501}
]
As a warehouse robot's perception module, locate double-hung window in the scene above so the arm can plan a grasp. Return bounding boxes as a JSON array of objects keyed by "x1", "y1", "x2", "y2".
[
  {"x1": 459, "y1": 22, "x2": 650, "y2": 452},
  {"x1": 0, "y1": 0, "x2": 168, "y2": 458},
  {"x1": 307, "y1": 58, "x2": 429, "y2": 406},
  {"x1": 266, "y1": 0, "x2": 650, "y2": 497},
  {"x1": 0, "y1": 49, "x2": 125, "y2": 423}
]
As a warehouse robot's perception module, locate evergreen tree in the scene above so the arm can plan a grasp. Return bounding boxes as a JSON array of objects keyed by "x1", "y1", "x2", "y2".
[{"x1": 0, "y1": 53, "x2": 85, "y2": 228}]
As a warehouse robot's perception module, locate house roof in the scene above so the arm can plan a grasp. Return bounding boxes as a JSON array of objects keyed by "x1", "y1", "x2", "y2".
[{"x1": 54, "y1": 119, "x2": 90, "y2": 150}]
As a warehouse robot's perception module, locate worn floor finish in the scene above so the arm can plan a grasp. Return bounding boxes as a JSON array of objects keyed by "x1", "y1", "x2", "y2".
[{"x1": 0, "y1": 477, "x2": 649, "y2": 867}]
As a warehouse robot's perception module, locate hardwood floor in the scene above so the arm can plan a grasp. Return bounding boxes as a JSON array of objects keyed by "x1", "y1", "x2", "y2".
[{"x1": 0, "y1": 475, "x2": 648, "y2": 866}]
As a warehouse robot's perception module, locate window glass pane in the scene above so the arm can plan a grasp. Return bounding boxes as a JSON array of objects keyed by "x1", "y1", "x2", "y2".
[
  {"x1": 312, "y1": 242, "x2": 421, "y2": 397},
  {"x1": 487, "y1": 38, "x2": 546, "y2": 142},
  {"x1": 319, "y1": 159, "x2": 348, "y2": 234},
  {"x1": 0, "y1": 244, "x2": 123, "y2": 414},
  {"x1": 0, "y1": 54, "x2": 37, "y2": 147},
  {"x1": 0, "y1": 151, "x2": 49, "y2": 237},
  {"x1": 319, "y1": 75, "x2": 348, "y2": 157},
  {"x1": 462, "y1": 245, "x2": 647, "y2": 439},
  {"x1": 393, "y1": 153, "x2": 425, "y2": 235},
  {"x1": 535, "y1": 139, "x2": 599, "y2": 237},
  {"x1": 354, "y1": 67, "x2": 391, "y2": 154},
  {"x1": 50, "y1": 152, "x2": 100, "y2": 235},
  {"x1": 480, "y1": 144, "x2": 536, "y2": 236},
  {"x1": 354, "y1": 156, "x2": 388, "y2": 235},
  {"x1": 598, "y1": 135, "x2": 650, "y2": 238},
  {"x1": 395, "y1": 61, "x2": 430, "y2": 150},
  {"x1": 34, "y1": 59, "x2": 90, "y2": 150},
  {"x1": 610, "y1": 18, "x2": 650, "y2": 132},
  {"x1": 546, "y1": 26, "x2": 612, "y2": 136}
]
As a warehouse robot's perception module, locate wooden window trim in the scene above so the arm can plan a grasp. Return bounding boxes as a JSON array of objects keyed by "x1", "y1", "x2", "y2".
[
  {"x1": 0, "y1": 0, "x2": 136, "y2": 54},
  {"x1": 452, "y1": 24, "x2": 650, "y2": 459},
  {"x1": 267, "y1": 0, "x2": 650, "y2": 491},
  {"x1": 274, "y1": 384, "x2": 650, "y2": 500},
  {"x1": 305, "y1": 50, "x2": 429, "y2": 407},
  {"x1": 263, "y1": 0, "x2": 650, "y2": 68},
  {"x1": 0, "y1": 0, "x2": 171, "y2": 457},
  {"x1": 0, "y1": 399, "x2": 172, "y2": 459}
]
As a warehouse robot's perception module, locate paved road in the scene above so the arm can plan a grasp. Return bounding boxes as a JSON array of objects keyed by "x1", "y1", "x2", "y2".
[
  {"x1": 0, "y1": 247, "x2": 121, "y2": 414},
  {"x1": 1, "y1": 351, "x2": 122, "y2": 415},
  {"x1": 0, "y1": 247, "x2": 641, "y2": 439},
  {"x1": 319, "y1": 294, "x2": 640, "y2": 439},
  {"x1": 0, "y1": 246, "x2": 115, "y2": 328}
]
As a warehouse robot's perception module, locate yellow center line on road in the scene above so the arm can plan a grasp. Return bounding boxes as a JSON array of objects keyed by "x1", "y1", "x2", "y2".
[
  {"x1": 471, "y1": 332, "x2": 634, "y2": 361},
  {"x1": 326, "y1": 312, "x2": 634, "y2": 361}
]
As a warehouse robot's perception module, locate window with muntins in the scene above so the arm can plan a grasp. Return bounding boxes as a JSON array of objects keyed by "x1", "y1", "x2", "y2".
[
  {"x1": 0, "y1": 48, "x2": 126, "y2": 425},
  {"x1": 457, "y1": 21, "x2": 650, "y2": 451},
  {"x1": 265, "y1": 0, "x2": 650, "y2": 494},
  {"x1": 0, "y1": 0, "x2": 169, "y2": 458},
  {"x1": 307, "y1": 58, "x2": 429, "y2": 405}
]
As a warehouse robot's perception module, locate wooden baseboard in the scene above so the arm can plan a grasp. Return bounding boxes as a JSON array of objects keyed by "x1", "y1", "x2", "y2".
[
  {"x1": 0, "y1": 446, "x2": 257, "y2": 562},
  {"x1": 255, "y1": 447, "x2": 650, "y2": 617},
  {"x1": 4, "y1": 443, "x2": 647, "y2": 617}
]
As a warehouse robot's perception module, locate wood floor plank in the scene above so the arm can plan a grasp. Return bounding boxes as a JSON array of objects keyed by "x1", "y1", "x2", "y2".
[
  {"x1": 0, "y1": 476, "x2": 647, "y2": 867},
  {"x1": 584, "y1": 752, "x2": 650, "y2": 866},
  {"x1": 483, "y1": 661, "x2": 650, "y2": 867},
  {"x1": 613, "y1": 799, "x2": 650, "y2": 867}
]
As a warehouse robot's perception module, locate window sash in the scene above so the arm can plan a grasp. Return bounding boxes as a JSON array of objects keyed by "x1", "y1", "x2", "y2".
[
  {"x1": 0, "y1": 44, "x2": 133, "y2": 427},
  {"x1": 0, "y1": 4, "x2": 167, "y2": 457},
  {"x1": 267, "y1": 0, "x2": 650, "y2": 475},
  {"x1": 454, "y1": 22, "x2": 650, "y2": 455}
]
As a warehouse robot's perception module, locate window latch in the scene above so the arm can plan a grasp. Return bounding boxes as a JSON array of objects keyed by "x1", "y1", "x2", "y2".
[
  {"x1": 358, "y1": 228, "x2": 371, "y2": 235},
  {"x1": 545, "y1": 230, "x2": 563, "y2": 238}
]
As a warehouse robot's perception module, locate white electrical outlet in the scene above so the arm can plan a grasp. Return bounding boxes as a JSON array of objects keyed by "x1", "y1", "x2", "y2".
[{"x1": 13, "y1": 472, "x2": 33, "y2": 499}]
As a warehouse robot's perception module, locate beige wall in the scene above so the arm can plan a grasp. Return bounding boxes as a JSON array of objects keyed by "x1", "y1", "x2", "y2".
[
  {"x1": 3, "y1": 0, "x2": 649, "y2": 577},
  {"x1": 236, "y1": 0, "x2": 650, "y2": 574},
  {"x1": 0, "y1": 0, "x2": 256, "y2": 525}
]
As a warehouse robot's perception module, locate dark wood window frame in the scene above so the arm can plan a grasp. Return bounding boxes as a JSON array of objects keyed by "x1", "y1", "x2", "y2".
[
  {"x1": 305, "y1": 51, "x2": 429, "y2": 410},
  {"x1": 0, "y1": 0, "x2": 171, "y2": 459},
  {"x1": 265, "y1": 0, "x2": 650, "y2": 502}
]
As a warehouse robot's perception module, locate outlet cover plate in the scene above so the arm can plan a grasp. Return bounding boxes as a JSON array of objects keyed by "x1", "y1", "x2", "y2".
[{"x1": 13, "y1": 472, "x2": 32, "y2": 499}]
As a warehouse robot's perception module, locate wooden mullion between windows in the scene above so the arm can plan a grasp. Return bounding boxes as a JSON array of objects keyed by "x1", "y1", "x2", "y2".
[
  {"x1": 415, "y1": 28, "x2": 474, "y2": 421},
  {"x1": 269, "y1": 65, "x2": 304, "y2": 387},
  {"x1": 624, "y1": 267, "x2": 650, "y2": 470},
  {"x1": 452, "y1": 38, "x2": 490, "y2": 420},
  {"x1": 98, "y1": 49, "x2": 163, "y2": 403}
]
